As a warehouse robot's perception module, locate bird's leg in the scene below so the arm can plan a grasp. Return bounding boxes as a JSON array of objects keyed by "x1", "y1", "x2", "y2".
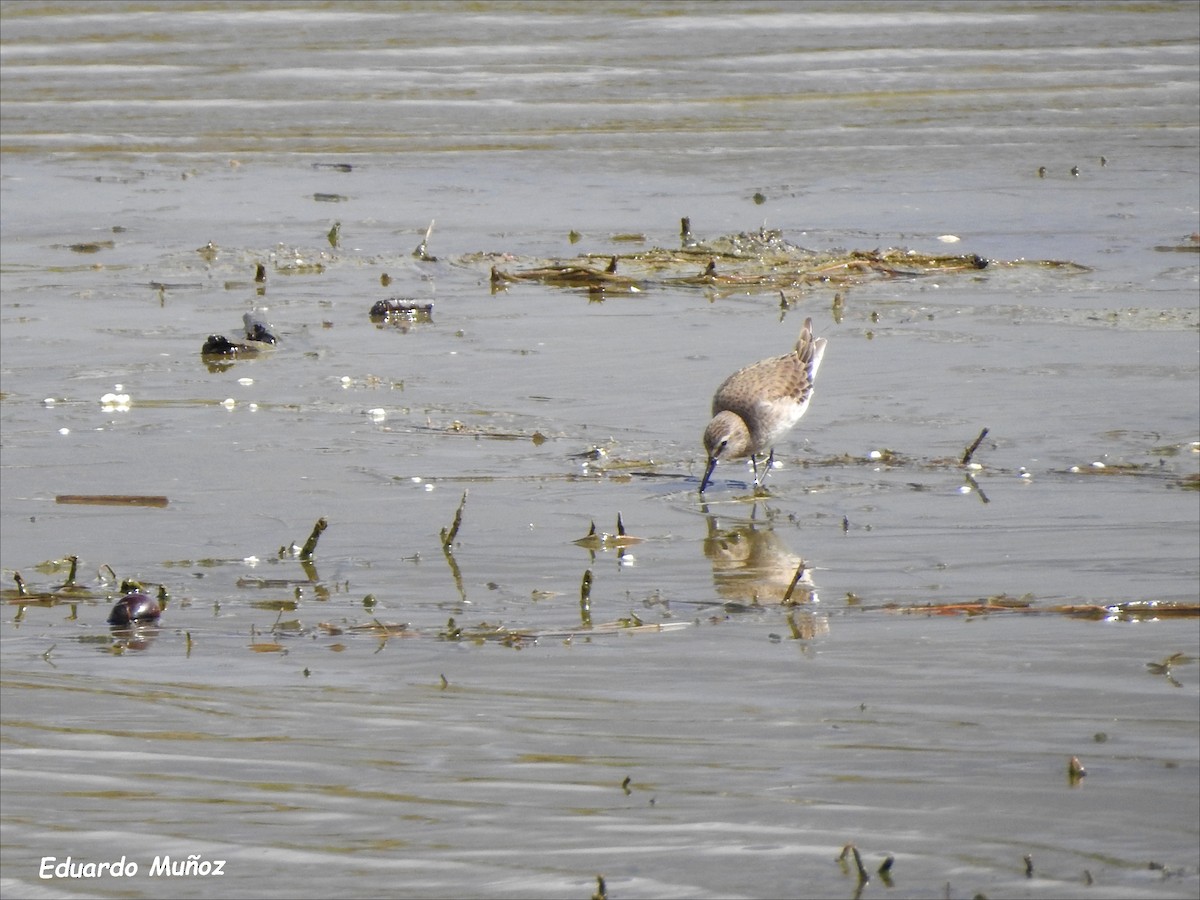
[{"x1": 753, "y1": 448, "x2": 776, "y2": 488}]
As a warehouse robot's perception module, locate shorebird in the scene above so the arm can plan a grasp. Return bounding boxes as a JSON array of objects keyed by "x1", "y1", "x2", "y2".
[{"x1": 699, "y1": 317, "x2": 826, "y2": 493}]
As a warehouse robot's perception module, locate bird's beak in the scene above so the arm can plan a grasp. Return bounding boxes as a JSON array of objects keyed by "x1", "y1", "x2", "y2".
[{"x1": 699, "y1": 456, "x2": 718, "y2": 493}]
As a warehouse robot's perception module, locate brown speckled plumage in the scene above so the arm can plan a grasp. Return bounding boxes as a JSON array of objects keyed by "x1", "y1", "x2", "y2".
[{"x1": 700, "y1": 317, "x2": 826, "y2": 493}]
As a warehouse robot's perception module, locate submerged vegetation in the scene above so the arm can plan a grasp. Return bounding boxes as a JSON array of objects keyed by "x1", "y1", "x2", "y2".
[{"x1": 489, "y1": 218, "x2": 1089, "y2": 298}]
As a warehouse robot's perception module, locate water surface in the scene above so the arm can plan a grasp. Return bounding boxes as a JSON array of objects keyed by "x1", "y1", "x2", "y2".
[{"x1": 1, "y1": 3, "x2": 1198, "y2": 899}]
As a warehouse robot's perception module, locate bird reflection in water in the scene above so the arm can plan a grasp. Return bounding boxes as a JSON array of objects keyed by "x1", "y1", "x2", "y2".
[{"x1": 701, "y1": 505, "x2": 829, "y2": 640}]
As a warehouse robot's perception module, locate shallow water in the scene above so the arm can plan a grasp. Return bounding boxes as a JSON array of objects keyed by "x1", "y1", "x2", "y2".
[{"x1": 2, "y1": 2, "x2": 1198, "y2": 899}]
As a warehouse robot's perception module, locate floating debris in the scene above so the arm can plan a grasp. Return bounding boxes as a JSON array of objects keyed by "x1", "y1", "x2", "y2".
[
  {"x1": 299, "y1": 517, "x2": 328, "y2": 561},
  {"x1": 837, "y1": 844, "x2": 870, "y2": 886},
  {"x1": 319, "y1": 620, "x2": 414, "y2": 638},
  {"x1": 272, "y1": 247, "x2": 328, "y2": 274},
  {"x1": 201, "y1": 334, "x2": 261, "y2": 357},
  {"x1": 492, "y1": 256, "x2": 642, "y2": 292},
  {"x1": 441, "y1": 491, "x2": 468, "y2": 551},
  {"x1": 573, "y1": 514, "x2": 644, "y2": 551},
  {"x1": 202, "y1": 309, "x2": 278, "y2": 358},
  {"x1": 888, "y1": 596, "x2": 1198, "y2": 621},
  {"x1": 1153, "y1": 232, "x2": 1200, "y2": 253},
  {"x1": 413, "y1": 219, "x2": 437, "y2": 261},
  {"x1": 100, "y1": 390, "x2": 131, "y2": 411},
  {"x1": 961, "y1": 427, "x2": 989, "y2": 465},
  {"x1": 1068, "y1": 756, "x2": 1087, "y2": 786},
  {"x1": 243, "y1": 310, "x2": 277, "y2": 345},
  {"x1": 369, "y1": 297, "x2": 434, "y2": 326},
  {"x1": 579, "y1": 569, "x2": 593, "y2": 628},
  {"x1": 488, "y1": 218, "x2": 1077, "y2": 298},
  {"x1": 56, "y1": 495, "x2": 168, "y2": 507},
  {"x1": 68, "y1": 240, "x2": 115, "y2": 254}
]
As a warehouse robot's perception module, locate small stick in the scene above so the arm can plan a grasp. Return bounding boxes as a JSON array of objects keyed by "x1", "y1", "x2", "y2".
[
  {"x1": 56, "y1": 494, "x2": 169, "y2": 507},
  {"x1": 961, "y1": 427, "x2": 989, "y2": 465},
  {"x1": 782, "y1": 560, "x2": 807, "y2": 604},
  {"x1": 851, "y1": 845, "x2": 870, "y2": 884},
  {"x1": 580, "y1": 569, "x2": 593, "y2": 628},
  {"x1": 299, "y1": 517, "x2": 328, "y2": 561},
  {"x1": 413, "y1": 219, "x2": 436, "y2": 261},
  {"x1": 440, "y1": 490, "x2": 468, "y2": 550},
  {"x1": 838, "y1": 844, "x2": 870, "y2": 885}
]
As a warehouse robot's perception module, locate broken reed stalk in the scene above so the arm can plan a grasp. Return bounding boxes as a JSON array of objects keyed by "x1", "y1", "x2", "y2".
[
  {"x1": 56, "y1": 494, "x2": 169, "y2": 507},
  {"x1": 961, "y1": 427, "x2": 989, "y2": 465},
  {"x1": 413, "y1": 219, "x2": 436, "y2": 260},
  {"x1": 299, "y1": 517, "x2": 328, "y2": 561},
  {"x1": 852, "y1": 845, "x2": 870, "y2": 884},
  {"x1": 580, "y1": 569, "x2": 593, "y2": 629},
  {"x1": 782, "y1": 560, "x2": 807, "y2": 603},
  {"x1": 440, "y1": 490, "x2": 468, "y2": 551},
  {"x1": 838, "y1": 844, "x2": 870, "y2": 885}
]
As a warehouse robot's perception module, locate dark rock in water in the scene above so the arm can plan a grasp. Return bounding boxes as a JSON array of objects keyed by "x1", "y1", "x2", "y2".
[
  {"x1": 108, "y1": 592, "x2": 162, "y2": 626},
  {"x1": 369, "y1": 297, "x2": 434, "y2": 323},
  {"x1": 201, "y1": 334, "x2": 255, "y2": 356}
]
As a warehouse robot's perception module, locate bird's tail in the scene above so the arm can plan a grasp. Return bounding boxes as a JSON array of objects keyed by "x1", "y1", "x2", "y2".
[{"x1": 796, "y1": 318, "x2": 827, "y2": 378}]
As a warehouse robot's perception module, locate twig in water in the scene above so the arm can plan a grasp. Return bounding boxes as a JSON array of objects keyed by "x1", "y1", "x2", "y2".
[
  {"x1": 440, "y1": 490, "x2": 468, "y2": 551},
  {"x1": 64, "y1": 555, "x2": 79, "y2": 588},
  {"x1": 782, "y1": 560, "x2": 808, "y2": 604},
  {"x1": 838, "y1": 844, "x2": 870, "y2": 885},
  {"x1": 300, "y1": 517, "x2": 328, "y2": 561},
  {"x1": 580, "y1": 569, "x2": 593, "y2": 629},
  {"x1": 961, "y1": 427, "x2": 989, "y2": 465},
  {"x1": 413, "y1": 219, "x2": 437, "y2": 261}
]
